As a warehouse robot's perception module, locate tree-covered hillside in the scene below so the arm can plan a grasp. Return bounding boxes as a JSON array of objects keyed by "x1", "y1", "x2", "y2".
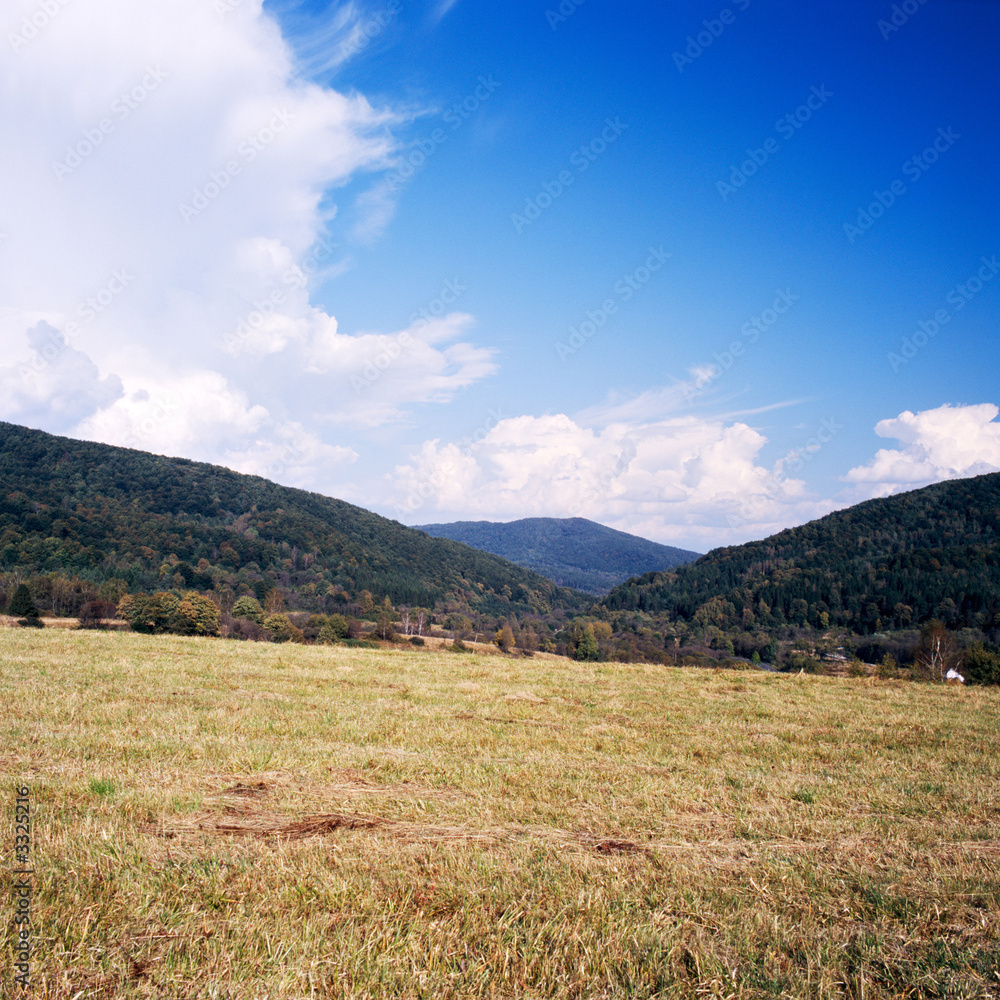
[
  {"x1": 0, "y1": 422, "x2": 582, "y2": 616},
  {"x1": 603, "y1": 474, "x2": 1000, "y2": 634},
  {"x1": 416, "y1": 517, "x2": 700, "y2": 594}
]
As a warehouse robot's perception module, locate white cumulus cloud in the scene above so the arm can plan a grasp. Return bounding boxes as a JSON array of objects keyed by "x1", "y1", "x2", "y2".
[
  {"x1": 388, "y1": 412, "x2": 836, "y2": 549},
  {"x1": 844, "y1": 403, "x2": 1000, "y2": 496},
  {"x1": 0, "y1": 0, "x2": 496, "y2": 473},
  {"x1": 0, "y1": 322, "x2": 124, "y2": 432}
]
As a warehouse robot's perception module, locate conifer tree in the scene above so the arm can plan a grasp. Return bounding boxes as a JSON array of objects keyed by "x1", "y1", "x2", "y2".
[{"x1": 7, "y1": 583, "x2": 38, "y2": 619}]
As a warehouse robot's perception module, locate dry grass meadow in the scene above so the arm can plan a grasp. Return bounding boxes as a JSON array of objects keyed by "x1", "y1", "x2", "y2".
[{"x1": 1, "y1": 627, "x2": 998, "y2": 999}]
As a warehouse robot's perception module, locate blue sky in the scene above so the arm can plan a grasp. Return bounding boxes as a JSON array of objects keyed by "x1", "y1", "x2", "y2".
[{"x1": 1, "y1": 0, "x2": 998, "y2": 550}]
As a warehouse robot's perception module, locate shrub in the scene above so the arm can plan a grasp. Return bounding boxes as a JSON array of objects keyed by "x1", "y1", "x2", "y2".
[
  {"x1": 316, "y1": 614, "x2": 352, "y2": 644},
  {"x1": 964, "y1": 641, "x2": 1000, "y2": 686},
  {"x1": 409, "y1": 636, "x2": 425, "y2": 646},
  {"x1": 784, "y1": 651, "x2": 825, "y2": 674},
  {"x1": 231, "y1": 595, "x2": 265, "y2": 624},
  {"x1": 263, "y1": 613, "x2": 303, "y2": 644},
  {"x1": 169, "y1": 593, "x2": 221, "y2": 636},
  {"x1": 78, "y1": 599, "x2": 118, "y2": 630},
  {"x1": 119, "y1": 591, "x2": 221, "y2": 637},
  {"x1": 846, "y1": 659, "x2": 869, "y2": 678},
  {"x1": 876, "y1": 654, "x2": 899, "y2": 679},
  {"x1": 327, "y1": 614, "x2": 350, "y2": 638},
  {"x1": 228, "y1": 618, "x2": 267, "y2": 642}
]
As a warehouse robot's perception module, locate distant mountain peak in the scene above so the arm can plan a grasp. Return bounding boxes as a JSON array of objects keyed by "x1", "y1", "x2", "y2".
[{"x1": 415, "y1": 517, "x2": 701, "y2": 595}]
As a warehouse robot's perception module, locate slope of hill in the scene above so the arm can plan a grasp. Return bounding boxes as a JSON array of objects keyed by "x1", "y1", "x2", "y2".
[
  {"x1": 0, "y1": 422, "x2": 583, "y2": 615},
  {"x1": 415, "y1": 517, "x2": 700, "y2": 594},
  {"x1": 602, "y1": 473, "x2": 1000, "y2": 633}
]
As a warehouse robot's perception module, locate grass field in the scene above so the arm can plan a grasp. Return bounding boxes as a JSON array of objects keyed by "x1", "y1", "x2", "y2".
[{"x1": 1, "y1": 628, "x2": 998, "y2": 999}]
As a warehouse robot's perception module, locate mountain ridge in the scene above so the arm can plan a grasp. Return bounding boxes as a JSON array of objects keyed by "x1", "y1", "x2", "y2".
[
  {"x1": 0, "y1": 421, "x2": 584, "y2": 616},
  {"x1": 415, "y1": 517, "x2": 700, "y2": 594},
  {"x1": 601, "y1": 472, "x2": 1000, "y2": 633}
]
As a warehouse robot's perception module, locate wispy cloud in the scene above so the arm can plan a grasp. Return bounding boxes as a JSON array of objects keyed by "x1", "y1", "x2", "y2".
[
  {"x1": 430, "y1": 0, "x2": 461, "y2": 25},
  {"x1": 269, "y1": 1, "x2": 404, "y2": 80},
  {"x1": 715, "y1": 398, "x2": 814, "y2": 421}
]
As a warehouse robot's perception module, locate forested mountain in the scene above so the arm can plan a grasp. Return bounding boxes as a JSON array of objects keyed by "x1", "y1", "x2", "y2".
[
  {"x1": 416, "y1": 517, "x2": 700, "y2": 594},
  {"x1": 0, "y1": 422, "x2": 583, "y2": 616},
  {"x1": 603, "y1": 473, "x2": 1000, "y2": 634}
]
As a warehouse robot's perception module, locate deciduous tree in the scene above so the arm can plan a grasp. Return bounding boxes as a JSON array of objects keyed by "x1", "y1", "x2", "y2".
[
  {"x1": 575, "y1": 623, "x2": 599, "y2": 661},
  {"x1": 375, "y1": 599, "x2": 397, "y2": 641},
  {"x1": 912, "y1": 620, "x2": 962, "y2": 682},
  {"x1": 496, "y1": 625, "x2": 515, "y2": 653}
]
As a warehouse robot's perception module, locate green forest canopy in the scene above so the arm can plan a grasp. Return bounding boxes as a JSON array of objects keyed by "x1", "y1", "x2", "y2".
[
  {"x1": 0, "y1": 421, "x2": 583, "y2": 617},
  {"x1": 602, "y1": 473, "x2": 1000, "y2": 634}
]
